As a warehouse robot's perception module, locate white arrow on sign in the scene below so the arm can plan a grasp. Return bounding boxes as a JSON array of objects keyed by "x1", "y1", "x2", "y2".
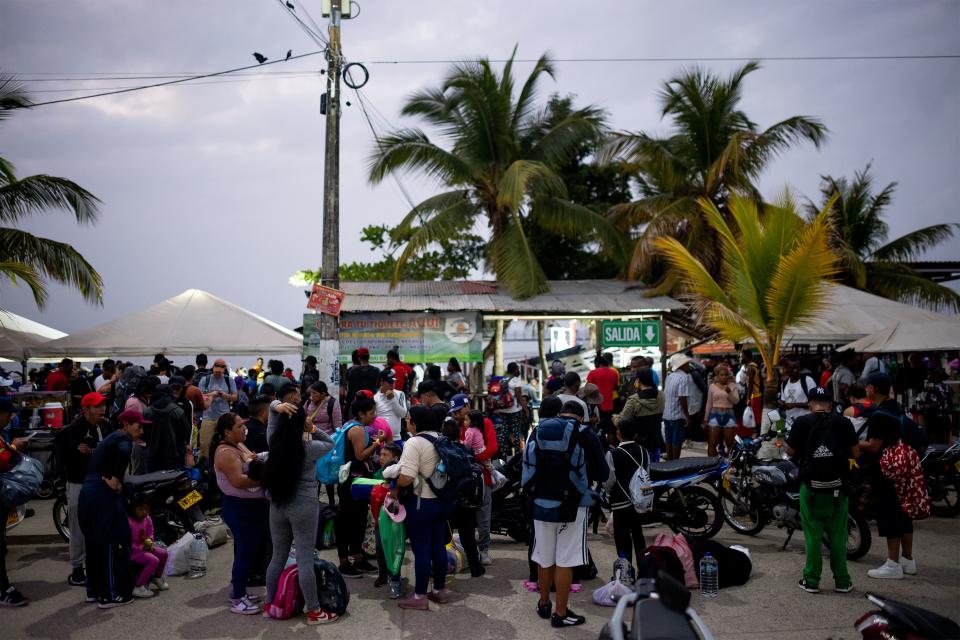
[{"x1": 645, "y1": 325, "x2": 657, "y2": 342}]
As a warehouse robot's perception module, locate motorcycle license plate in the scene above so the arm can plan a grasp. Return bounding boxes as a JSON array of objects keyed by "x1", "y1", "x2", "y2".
[{"x1": 177, "y1": 490, "x2": 202, "y2": 510}]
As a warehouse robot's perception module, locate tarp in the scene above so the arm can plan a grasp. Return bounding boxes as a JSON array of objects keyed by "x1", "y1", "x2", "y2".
[
  {"x1": 0, "y1": 311, "x2": 67, "y2": 361},
  {"x1": 31, "y1": 289, "x2": 302, "y2": 358},
  {"x1": 840, "y1": 321, "x2": 960, "y2": 353}
]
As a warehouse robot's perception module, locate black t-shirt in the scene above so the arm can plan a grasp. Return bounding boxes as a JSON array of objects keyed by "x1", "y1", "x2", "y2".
[
  {"x1": 865, "y1": 398, "x2": 903, "y2": 452},
  {"x1": 245, "y1": 418, "x2": 268, "y2": 454},
  {"x1": 347, "y1": 365, "x2": 380, "y2": 398},
  {"x1": 786, "y1": 411, "x2": 858, "y2": 489}
]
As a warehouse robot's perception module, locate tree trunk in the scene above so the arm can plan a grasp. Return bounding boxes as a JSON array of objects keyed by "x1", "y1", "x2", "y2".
[
  {"x1": 494, "y1": 319, "x2": 505, "y2": 376},
  {"x1": 537, "y1": 321, "x2": 548, "y2": 385}
]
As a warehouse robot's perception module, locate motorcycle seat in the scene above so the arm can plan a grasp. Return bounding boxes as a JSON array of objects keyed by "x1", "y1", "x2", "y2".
[
  {"x1": 649, "y1": 456, "x2": 722, "y2": 481},
  {"x1": 925, "y1": 443, "x2": 951, "y2": 455},
  {"x1": 872, "y1": 593, "x2": 960, "y2": 639},
  {"x1": 632, "y1": 598, "x2": 699, "y2": 640},
  {"x1": 124, "y1": 469, "x2": 187, "y2": 492}
]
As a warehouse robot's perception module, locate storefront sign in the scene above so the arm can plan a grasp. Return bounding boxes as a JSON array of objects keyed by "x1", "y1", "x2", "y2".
[{"x1": 306, "y1": 284, "x2": 345, "y2": 316}]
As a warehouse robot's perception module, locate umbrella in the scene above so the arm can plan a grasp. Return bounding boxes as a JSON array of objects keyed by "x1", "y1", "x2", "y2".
[{"x1": 839, "y1": 321, "x2": 960, "y2": 353}]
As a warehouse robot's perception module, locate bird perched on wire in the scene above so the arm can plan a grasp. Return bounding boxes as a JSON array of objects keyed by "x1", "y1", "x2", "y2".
[
  {"x1": 253, "y1": 52, "x2": 268, "y2": 64},
  {"x1": 285, "y1": 49, "x2": 292, "y2": 61},
  {"x1": 286, "y1": 1, "x2": 295, "y2": 9}
]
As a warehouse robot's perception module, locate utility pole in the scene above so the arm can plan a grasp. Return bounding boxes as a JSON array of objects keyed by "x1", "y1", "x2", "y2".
[{"x1": 319, "y1": 0, "x2": 343, "y2": 396}]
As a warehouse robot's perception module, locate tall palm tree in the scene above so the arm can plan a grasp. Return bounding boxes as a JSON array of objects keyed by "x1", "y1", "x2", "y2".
[
  {"x1": 807, "y1": 164, "x2": 960, "y2": 311},
  {"x1": 605, "y1": 62, "x2": 827, "y2": 291},
  {"x1": 367, "y1": 49, "x2": 625, "y2": 299},
  {"x1": 0, "y1": 73, "x2": 103, "y2": 309},
  {"x1": 655, "y1": 193, "x2": 839, "y2": 406}
]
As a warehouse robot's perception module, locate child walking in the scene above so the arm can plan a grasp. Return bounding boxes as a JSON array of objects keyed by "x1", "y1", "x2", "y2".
[
  {"x1": 375, "y1": 443, "x2": 404, "y2": 598},
  {"x1": 127, "y1": 494, "x2": 169, "y2": 598}
]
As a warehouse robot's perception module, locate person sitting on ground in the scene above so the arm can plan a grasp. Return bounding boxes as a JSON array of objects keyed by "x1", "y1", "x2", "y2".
[
  {"x1": 127, "y1": 493, "x2": 170, "y2": 599},
  {"x1": 262, "y1": 408, "x2": 337, "y2": 625}
]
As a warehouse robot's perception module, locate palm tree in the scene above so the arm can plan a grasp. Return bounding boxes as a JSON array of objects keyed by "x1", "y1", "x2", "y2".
[
  {"x1": 605, "y1": 62, "x2": 827, "y2": 292},
  {"x1": 0, "y1": 73, "x2": 103, "y2": 309},
  {"x1": 807, "y1": 164, "x2": 960, "y2": 311},
  {"x1": 367, "y1": 48, "x2": 625, "y2": 299},
  {"x1": 655, "y1": 192, "x2": 839, "y2": 406}
]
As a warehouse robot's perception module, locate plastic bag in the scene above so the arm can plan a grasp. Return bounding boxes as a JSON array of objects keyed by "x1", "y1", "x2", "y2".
[
  {"x1": 742, "y1": 406, "x2": 755, "y2": 429},
  {"x1": 490, "y1": 469, "x2": 508, "y2": 492},
  {"x1": 361, "y1": 512, "x2": 377, "y2": 556},
  {"x1": 195, "y1": 518, "x2": 229, "y2": 548},
  {"x1": 165, "y1": 532, "x2": 195, "y2": 576},
  {"x1": 378, "y1": 507, "x2": 405, "y2": 576},
  {"x1": 0, "y1": 455, "x2": 43, "y2": 507},
  {"x1": 592, "y1": 579, "x2": 632, "y2": 607}
]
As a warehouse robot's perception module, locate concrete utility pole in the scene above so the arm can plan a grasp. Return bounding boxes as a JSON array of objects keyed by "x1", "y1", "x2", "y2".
[{"x1": 319, "y1": 0, "x2": 343, "y2": 396}]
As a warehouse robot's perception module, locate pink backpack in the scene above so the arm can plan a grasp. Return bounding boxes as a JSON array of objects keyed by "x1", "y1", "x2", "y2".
[
  {"x1": 264, "y1": 564, "x2": 304, "y2": 620},
  {"x1": 653, "y1": 532, "x2": 699, "y2": 588}
]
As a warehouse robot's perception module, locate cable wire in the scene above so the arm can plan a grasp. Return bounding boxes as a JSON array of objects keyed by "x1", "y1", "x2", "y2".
[{"x1": 359, "y1": 54, "x2": 960, "y2": 64}]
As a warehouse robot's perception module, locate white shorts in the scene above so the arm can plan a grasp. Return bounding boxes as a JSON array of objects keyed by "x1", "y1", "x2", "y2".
[{"x1": 531, "y1": 507, "x2": 589, "y2": 569}]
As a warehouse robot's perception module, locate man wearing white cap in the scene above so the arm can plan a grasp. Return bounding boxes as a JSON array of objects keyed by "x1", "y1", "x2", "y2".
[{"x1": 662, "y1": 354, "x2": 694, "y2": 460}]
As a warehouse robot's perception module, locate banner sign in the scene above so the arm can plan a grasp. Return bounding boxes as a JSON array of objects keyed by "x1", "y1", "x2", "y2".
[
  {"x1": 304, "y1": 312, "x2": 484, "y2": 364},
  {"x1": 600, "y1": 319, "x2": 660, "y2": 348},
  {"x1": 306, "y1": 284, "x2": 345, "y2": 316}
]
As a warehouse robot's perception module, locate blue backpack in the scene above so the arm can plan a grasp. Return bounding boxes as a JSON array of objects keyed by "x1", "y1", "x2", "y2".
[{"x1": 316, "y1": 421, "x2": 361, "y2": 485}]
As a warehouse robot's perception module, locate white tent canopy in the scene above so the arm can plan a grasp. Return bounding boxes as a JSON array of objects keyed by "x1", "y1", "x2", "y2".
[
  {"x1": 840, "y1": 321, "x2": 960, "y2": 353},
  {"x1": 32, "y1": 289, "x2": 302, "y2": 358},
  {"x1": 0, "y1": 311, "x2": 67, "y2": 361},
  {"x1": 783, "y1": 284, "x2": 956, "y2": 345}
]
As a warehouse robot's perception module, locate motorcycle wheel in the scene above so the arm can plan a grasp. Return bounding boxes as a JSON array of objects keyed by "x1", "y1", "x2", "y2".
[
  {"x1": 929, "y1": 477, "x2": 960, "y2": 518},
  {"x1": 152, "y1": 507, "x2": 193, "y2": 545},
  {"x1": 832, "y1": 510, "x2": 871, "y2": 561},
  {"x1": 35, "y1": 479, "x2": 55, "y2": 500},
  {"x1": 53, "y1": 495, "x2": 70, "y2": 542},
  {"x1": 719, "y1": 491, "x2": 766, "y2": 536},
  {"x1": 668, "y1": 485, "x2": 724, "y2": 540}
]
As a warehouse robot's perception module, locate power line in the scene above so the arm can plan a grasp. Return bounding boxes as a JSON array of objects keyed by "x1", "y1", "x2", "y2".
[
  {"x1": 20, "y1": 71, "x2": 325, "y2": 82},
  {"x1": 274, "y1": 0, "x2": 329, "y2": 49},
  {"x1": 360, "y1": 53, "x2": 960, "y2": 64},
  {"x1": 22, "y1": 50, "x2": 325, "y2": 108},
  {"x1": 28, "y1": 73, "x2": 322, "y2": 94}
]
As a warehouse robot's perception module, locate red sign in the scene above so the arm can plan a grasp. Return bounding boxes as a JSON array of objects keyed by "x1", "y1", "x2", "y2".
[{"x1": 307, "y1": 284, "x2": 345, "y2": 317}]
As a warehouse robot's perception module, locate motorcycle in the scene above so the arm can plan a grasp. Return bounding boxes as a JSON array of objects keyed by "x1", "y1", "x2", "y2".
[
  {"x1": 642, "y1": 456, "x2": 727, "y2": 540},
  {"x1": 855, "y1": 592, "x2": 960, "y2": 639},
  {"x1": 921, "y1": 443, "x2": 960, "y2": 518},
  {"x1": 718, "y1": 433, "x2": 871, "y2": 560},
  {"x1": 490, "y1": 453, "x2": 528, "y2": 542},
  {"x1": 53, "y1": 469, "x2": 205, "y2": 545},
  {"x1": 599, "y1": 571, "x2": 714, "y2": 640}
]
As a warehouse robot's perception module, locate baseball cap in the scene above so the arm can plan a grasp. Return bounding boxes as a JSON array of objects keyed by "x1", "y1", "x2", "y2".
[
  {"x1": 169, "y1": 375, "x2": 186, "y2": 387},
  {"x1": 808, "y1": 387, "x2": 831, "y2": 402},
  {"x1": 448, "y1": 393, "x2": 470, "y2": 414},
  {"x1": 865, "y1": 371, "x2": 891, "y2": 389},
  {"x1": 302, "y1": 355, "x2": 318, "y2": 365},
  {"x1": 357, "y1": 347, "x2": 370, "y2": 358},
  {"x1": 116, "y1": 409, "x2": 151, "y2": 425},
  {"x1": 378, "y1": 368, "x2": 396, "y2": 384},
  {"x1": 81, "y1": 392, "x2": 108, "y2": 408}
]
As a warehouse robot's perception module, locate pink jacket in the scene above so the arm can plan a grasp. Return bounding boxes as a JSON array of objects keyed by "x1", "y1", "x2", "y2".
[
  {"x1": 463, "y1": 427, "x2": 486, "y2": 456},
  {"x1": 129, "y1": 515, "x2": 154, "y2": 552}
]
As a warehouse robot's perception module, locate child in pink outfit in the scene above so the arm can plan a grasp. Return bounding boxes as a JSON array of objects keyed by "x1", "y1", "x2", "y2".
[
  {"x1": 464, "y1": 411, "x2": 493, "y2": 475},
  {"x1": 128, "y1": 494, "x2": 169, "y2": 596}
]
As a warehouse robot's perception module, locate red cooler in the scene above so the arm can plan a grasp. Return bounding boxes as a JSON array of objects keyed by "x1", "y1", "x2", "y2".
[{"x1": 42, "y1": 402, "x2": 64, "y2": 428}]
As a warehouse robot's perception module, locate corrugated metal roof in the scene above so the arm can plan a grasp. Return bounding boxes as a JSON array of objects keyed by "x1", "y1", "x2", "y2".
[{"x1": 339, "y1": 280, "x2": 685, "y2": 315}]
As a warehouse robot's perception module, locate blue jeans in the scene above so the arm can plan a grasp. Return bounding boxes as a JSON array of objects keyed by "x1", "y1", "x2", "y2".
[
  {"x1": 220, "y1": 495, "x2": 270, "y2": 599},
  {"x1": 663, "y1": 419, "x2": 686, "y2": 446},
  {"x1": 403, "y1": 496, "x2": 448, "y2": 595}
]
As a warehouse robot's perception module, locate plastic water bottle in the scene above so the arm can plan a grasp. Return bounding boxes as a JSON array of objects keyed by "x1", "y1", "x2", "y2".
[
  {"x1": 613, "y1": 553, "x2": 634, "y2": 585},
  {"x1": 188, "y1": 533, "x2": 208, "y2": 578},
  {"x1": 699, "y1": 552, "x2": 718, "y2": 597}
]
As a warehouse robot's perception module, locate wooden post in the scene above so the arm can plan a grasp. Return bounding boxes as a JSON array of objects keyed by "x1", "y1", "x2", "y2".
[{"x1": 494, "y1": 319, "x2": 504, "y2": 376}]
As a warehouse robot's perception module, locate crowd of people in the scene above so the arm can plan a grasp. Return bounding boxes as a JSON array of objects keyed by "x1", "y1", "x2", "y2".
[{"x1": 0, "y1": 346, "x2": 956, "y2": 629}]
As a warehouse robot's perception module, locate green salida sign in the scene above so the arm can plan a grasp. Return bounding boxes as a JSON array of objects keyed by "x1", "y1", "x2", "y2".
[{"x1": 601, "y1": 320, "x2": 660, "y2": 348}]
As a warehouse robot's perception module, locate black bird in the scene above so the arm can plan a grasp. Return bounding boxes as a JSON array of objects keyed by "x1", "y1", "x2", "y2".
[
  {"x1": 286, "y1": 1, "x2": 295, "y2": 9},
  {"x1": 285, "y1": 49, "x2": 292, "y2": 61},
  {"x1": 253, "y1": 52, "x2": 267, "y2": 64}
]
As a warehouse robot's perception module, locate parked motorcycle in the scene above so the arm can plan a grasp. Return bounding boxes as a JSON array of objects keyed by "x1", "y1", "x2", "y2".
[
  {"x1": 490, "y1": 453, "x2": 528, "y2": 542},
  {"x1": 642, "y1": 456, "x2": 727, "y2": 541},
  {"x1": 921, "y1": 443, "x2": 960, "y2": 518},
  {"x1": 718, "y1": 433, "x2": 871, "y2": 560},
  {"x1": 599, "y1": 571, "x2": 715, "y2": 640},
  {"x1": 855, "y1": 592, "x2": 960, "y2": 639},
  {"x1": 53, "y1": 469, "x2": 205, "y2": 545}
]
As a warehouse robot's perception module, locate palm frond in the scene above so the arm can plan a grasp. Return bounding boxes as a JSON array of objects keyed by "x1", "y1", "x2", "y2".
[
  {"x1": 865, "y1": 262, "x2": 960, "y2": 313},
  {"x1": 533, "y1": 197, "x2": 627, "y2": 264},
  {"x1": 390, "y1": 198, "x2": 477, "y2": 288},
  {"x1": 0, "y1": 170, "x2": 101, "y2": 225},
  {"x1": 496, "y1": 160, "x2": 565, "y2": 211},
  {"x1": 510, "y1": 51, "x2": 555, "y2": 132},
  {"x1": 654, "y1": 236, "x2": 734, "y2": 308},
  {"x1": 393, "y1": 189, "x2": 474, "y2": 237},
  {"x1": 489, "y1": 212, "x2": 548, "y2": 299},
  {"x1": 0, "y1": 73, "x2": 31, "y2": 122},
  {"x1": 0, "y1": 227, "x2": 103, "y2": 306},
  {"x1": 527, "y1": 111, "x2": 601, "y2": 166},
  {"x1": 871, "y1": 223, "x2": 960, "y2": 262},
  {"x1": 367, "y1": 128, "x2": 472, "y2": 186},
  {"x1": 0, "y1": 260, "x2": 46, "y2": 308}
]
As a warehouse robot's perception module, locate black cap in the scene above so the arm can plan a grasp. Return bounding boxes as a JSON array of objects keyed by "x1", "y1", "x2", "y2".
[
  {"x1": 808, "y1": 387, "x2": 831, "y2": 402},
  {"x1": 303, "y1": 355, "x2": 317, "y2": 365},
  {"x1": 378, "y1": 368, "x2": 396, "y2": 384}
]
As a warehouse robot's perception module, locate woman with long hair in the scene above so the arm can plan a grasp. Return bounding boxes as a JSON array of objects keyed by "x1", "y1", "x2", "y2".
[
  {"x1": 304, "y1": 381, "x2": 342, "y2": 504},
  {"x1": 210, "y1": 412, "x2": 268, "y2": 615},
  {"x1": 703, "y1": 364, "x2": 740, "y2": 457},
  {"x1": 261, "y1": 408, "x2": 336, "y2": 624},
  {"x1": 446, "y1": 357, "x2": 466, "y2": 393}
]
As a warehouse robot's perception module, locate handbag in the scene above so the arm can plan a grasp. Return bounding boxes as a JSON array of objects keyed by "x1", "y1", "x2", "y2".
[
  {"x1": 0, "y1": 454, "x2": 43, "y2": 507},
  {"x1": 195, "y1": 518, "x2": 230, "y2": 548}
]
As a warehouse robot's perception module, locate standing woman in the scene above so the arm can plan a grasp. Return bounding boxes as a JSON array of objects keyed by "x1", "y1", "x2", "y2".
[
  {"x1": 211, "y1": 412, "x2": 269, "y2": 615},
  {"x1": 262, "y1": 409, "x2": 336, "y2": 625},
  {"x1": 335, "y1": 393, "x2": 381, "y2": 578},
  {"x1": 394, "y1": 404, "x2": 449, "y2": 610},
  {"x1": 703, "y1": 365, "x2": 740, "y2": 457},
  {"x1": 304, "y1": 381, "x2": 342, "y2": 504},
  {"x1": 446, "y1": 358, "x2": 467, "y2": 393}
]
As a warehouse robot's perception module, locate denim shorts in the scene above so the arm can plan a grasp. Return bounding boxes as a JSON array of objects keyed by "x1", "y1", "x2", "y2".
[{"x1": 663, "y1": 419, "x2": 686, "y2": 446}]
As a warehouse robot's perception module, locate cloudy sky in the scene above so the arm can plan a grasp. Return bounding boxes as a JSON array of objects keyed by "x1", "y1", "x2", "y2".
[{"x1": 2, "y1": 0, "x2": 958, "y2": 337}]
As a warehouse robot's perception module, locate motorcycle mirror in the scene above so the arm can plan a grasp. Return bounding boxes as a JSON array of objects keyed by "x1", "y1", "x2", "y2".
[{"x1": 734, "y1": 435, "x2": 743, "y2": 445}]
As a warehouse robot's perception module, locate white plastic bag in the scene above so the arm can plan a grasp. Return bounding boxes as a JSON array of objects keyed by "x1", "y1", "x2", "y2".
[
  {"x1": 592, "y1": 579, "x2": 632, "y2": 607},
  {"x1": 165, "y1": 532, "x2": 195, "y2": 576},
  {"x1": 742, "y1": 406, "x2": 755, "y2": 429}
]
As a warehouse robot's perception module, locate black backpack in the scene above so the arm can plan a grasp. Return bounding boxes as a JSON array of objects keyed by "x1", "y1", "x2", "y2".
[
  {"x1": 416, "y1": 433, "x2": 475, "y2": 503},
  {"x1": 313, "y1": 557, "x2": 350, "y2": 616},
  {"x1": 528, "y1": 418, "x2": 584, "y2": 523},
  {"x1": 873, "y1": 409, "x2": 927, "y2": 458},
  {"x1": 779, "y1": 375, "x2": 815, "y2": 403},
  {"x1": 801, "y1": 413, "x2": 851, "y2": 492}
]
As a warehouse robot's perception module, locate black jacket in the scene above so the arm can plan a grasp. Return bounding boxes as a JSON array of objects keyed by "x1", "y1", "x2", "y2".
[
  {"x1": 605, "y1": 442, "x2": 649, "y2": 511},
  {"x1": 56, "y1": 415, "x2": 114, "y2": 484},
  {"x1": 143, "y1": 395, "x2": 189, "y2": 472},
  {"x1": 245, "y1": 417, "x2": 268, "y2": 454},
  {"x1": 577, "y1": 423, "x2": 610, "y2": 485}
]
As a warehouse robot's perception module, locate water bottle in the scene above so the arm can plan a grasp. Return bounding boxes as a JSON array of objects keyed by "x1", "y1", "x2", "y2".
[
  {"x1": 613, "y1": 553, "x2": 634, "y2": 585},
  {"x1": 699, "y1": 552, "x2": 719, "y2": 597},
  {"x1": 187, "y1": 533, "x2": 208, "y2": 578}
]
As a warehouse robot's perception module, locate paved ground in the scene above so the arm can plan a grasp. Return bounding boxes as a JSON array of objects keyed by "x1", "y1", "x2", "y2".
[{"x1": 4, "y1": 456, "x2": 959, "y2": 639}]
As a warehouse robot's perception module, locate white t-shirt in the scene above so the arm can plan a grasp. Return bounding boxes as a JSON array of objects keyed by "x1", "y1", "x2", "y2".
[
  {"x1": 662, "y1": 371, "x2": 691, "y2": 421},
  {"x1": 93, "y1": 375, "x2": 108, "y2": 392},
  {"x1": 556, "y1": 393, "x2": 590, "y2": 421},
  {"x1": 374, "y1": 390, "x2": 408, "y2": 437},
  {"x1": 497, "y1": 377, "x2": 524, "y2": 414},
  {"x1": 780, "y1": 376, "x2": 816, "y2": 422}
]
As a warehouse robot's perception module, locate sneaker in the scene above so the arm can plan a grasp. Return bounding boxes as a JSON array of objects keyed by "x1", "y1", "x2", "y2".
[
  {"x1": 900, "y1": 557, "x2": 917, "y2": 575},
  {"x1": 398, "y1": 594, "x2": 429, "y2": 610},
  {"x1": 98, "y1": 595, "x2": 134, "y2": 609},
  {"x1": 480, "y1": 551, "x2": 492, "y2": 566},
  {"x1": 569, "y1": 582, "x2": 583, "y2": 594},
  {"x1": 798, "y1": 579, "x2": 819, "y2": 594},
  {"x1": 132, "y1": 585, "x2": 155, "y2": 598},
  {"x1": 68, "y1": 568, "x2": 87, "y2": 587},
  {"x1": 536, "y1": 600, "x2": 552, "y2": 620},
  {"x1": 85, "y1": 595, "x2": 98, "y2": 604},
  {"x1": 374, "y1": 576, "x2": 388, "y2": 588},
  {"x1": 470, "y1": 566, "x2": 486, "y2": 578},
  {"x1": 428, "y1": 589, "x2": 451, "y2": 604},
  {"x1": 868, "y1": 559, "x2": 904, "y2": 580},
  {"x1": 150, "y1": 577, "x2": 169, "y2": 591},
  {"x1": 0, "y1": 587, "x2": 29, "y2": 607},
  {"x1": 551, "y1": 608, "x2": 586, "y2": 628},
  {"x1": 834, "y1": 584, "x2": 854, "y2": 594},
  {"x1": 339, "y1": 562, "x2": 363, "y2": 579},
  {"x1": 388, "y1": 579, "x2": 403, "y2": 600},
  {"x1": 354, "y1": 558, "x2": 379, "y2": 574},
  {"x1": 523, "y1": 580, "x2": 539, "y2": 593},
  {"x1": 229, "y1": 596, "x2": 261, "y2": 615},
  {"x1": 306, "y1": 609, "x2": 339, "y2": 625}
]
